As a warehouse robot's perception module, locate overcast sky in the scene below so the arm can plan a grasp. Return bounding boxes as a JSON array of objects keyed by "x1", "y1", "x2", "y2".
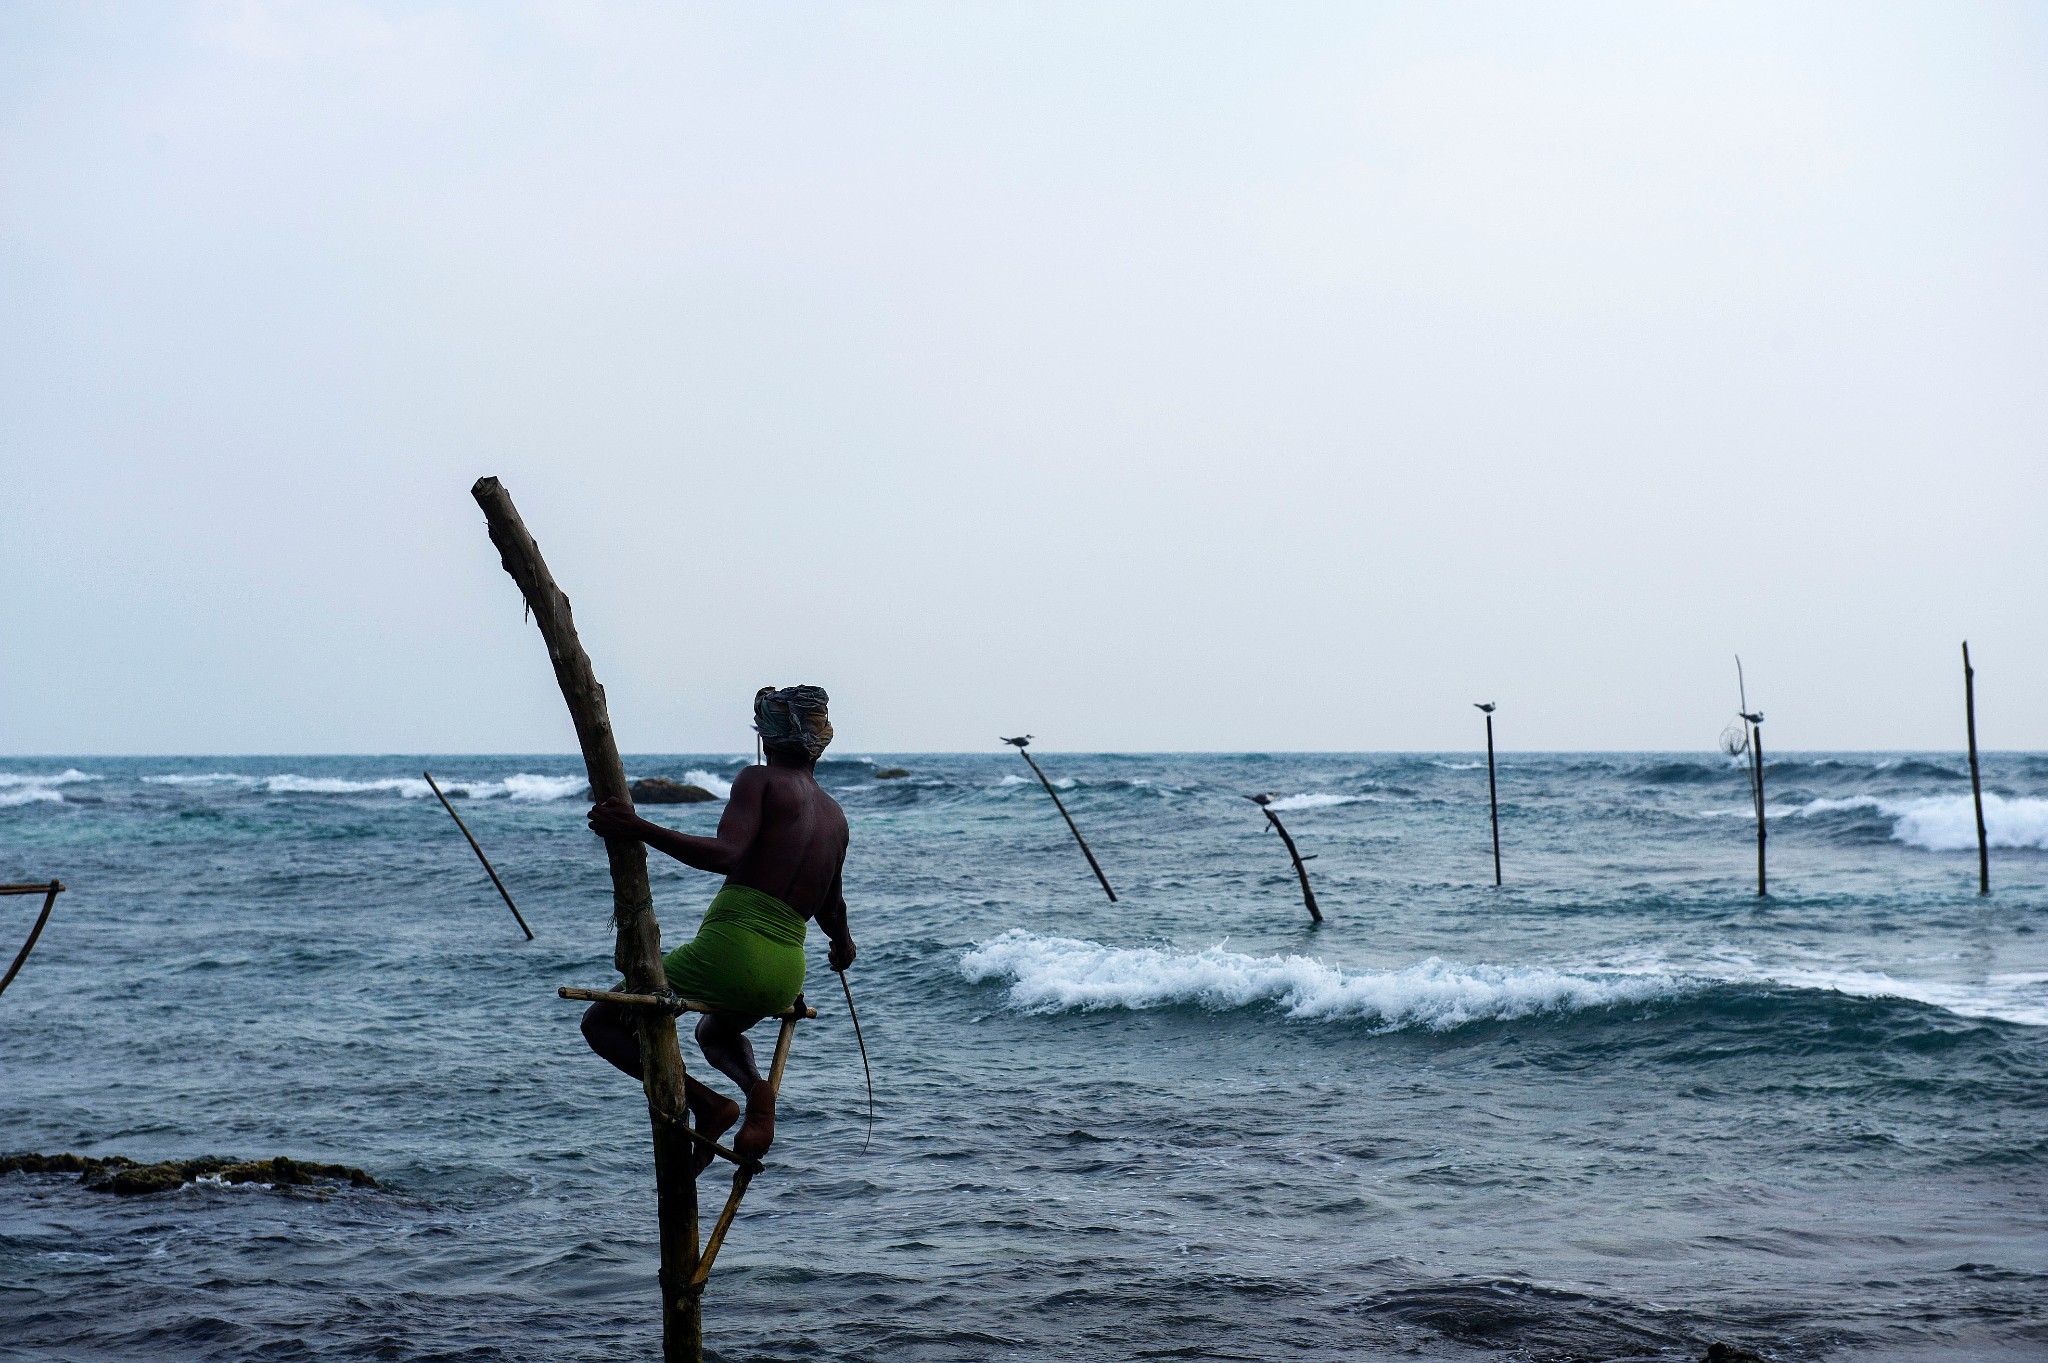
[{"x1": 2, "y1": 1, "x2": 2042, "y2": 755}]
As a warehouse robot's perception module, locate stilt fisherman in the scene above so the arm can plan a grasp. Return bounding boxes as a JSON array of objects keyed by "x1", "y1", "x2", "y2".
[{"x1": 581, "y1": 685, "x2": 855, "y2": 1167}]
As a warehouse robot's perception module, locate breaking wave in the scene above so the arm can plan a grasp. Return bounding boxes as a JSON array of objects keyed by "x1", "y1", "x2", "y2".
[
  {"x1": 204, "y1": 773, "x2": 594, "y2": 801},
  {"x1": 959, "y1": 931, "x2": 1678, "y2": 1030},
  {"x1": 960, "y1": 933, "x2": 2048, "y2": 1031},
  {"x1": 1795, "y1": 793, "x2": 2048, "y2": 851},
  {"x1": 1264, "y1": 792, "x2": 1370, "y2": 811},
  {"x1": 0, "y1": 769, "x2": 100, "y2": 806},
  {"x1": 681, "y1": 769, "x2": 732, "y2": 800}
]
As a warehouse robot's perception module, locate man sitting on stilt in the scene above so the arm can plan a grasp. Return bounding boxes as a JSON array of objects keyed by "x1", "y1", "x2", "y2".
[{"x1": 582, "y1": 684, "x2": 855, "y2": 1169}]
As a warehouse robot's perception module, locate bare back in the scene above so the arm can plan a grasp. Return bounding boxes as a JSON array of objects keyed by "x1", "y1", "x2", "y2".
[{"x1": 719, "y1": 763, "x2": 848, "y2": 918}]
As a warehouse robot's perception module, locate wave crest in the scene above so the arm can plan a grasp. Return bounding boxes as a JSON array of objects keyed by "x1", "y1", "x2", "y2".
[
  {"x1": 959, "y1": 931, "x2": 1677, "y2": 1030},
  {"x1": 0, "y1": 769, "x2": 99, "y2": 806},
  {"x1": 1795, "y1": 793, "x2": 2048, "y2": 851}
]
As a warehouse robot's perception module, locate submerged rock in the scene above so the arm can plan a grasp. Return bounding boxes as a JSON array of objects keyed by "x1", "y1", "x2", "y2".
[
  {"x1": 0, "y1": 1152, "x2": 378, "y2": 1196},
  {"x1": 1702, "y1": 1345, "x2": 1768, "y2": 1363},
  {"x1": 873, "y1": 768, "x2": 910, "y2": 779},
  {"x1": 630, "y1": 778, "x2": 717, "y2": 804}
]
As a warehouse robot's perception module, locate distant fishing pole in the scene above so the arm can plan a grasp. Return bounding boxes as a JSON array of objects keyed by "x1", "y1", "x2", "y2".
[
  {"x1": 1475, "y1": 702, "x2": 1502, "y2": 887},
  {"x1": 423, "y1": 771, "x2": 535, "y2": 939},
  {"x1": 1962, "y1": 642, "x2": 1990, "y2": 896},
  {"x1": 1720, "y1": 658, "x2": 1766, "y2": 898},
  {"x1": 1001, "y1": 736, "x2": 1116, "y2": 902},
  {"x1": 1246, "y1": 794, "x2": 1322, "y2": 923}
]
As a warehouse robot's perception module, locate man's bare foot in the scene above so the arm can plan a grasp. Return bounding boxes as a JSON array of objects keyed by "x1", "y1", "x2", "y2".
[
  {"x1": 690, "y1": 1093, "x2": 740, "y2": 1175},
  {"x1": 732, "y1": 1080, "x2": 776, "y2": 1160}
]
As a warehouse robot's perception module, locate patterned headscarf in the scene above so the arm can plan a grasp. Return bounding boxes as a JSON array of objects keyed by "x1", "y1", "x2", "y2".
[{"x1": 753, "y1": 685, "x2": 833, "y2": 759}]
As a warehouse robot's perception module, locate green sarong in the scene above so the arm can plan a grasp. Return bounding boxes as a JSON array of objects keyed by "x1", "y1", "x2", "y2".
[{"x1": 661, "y1": 884, "x2": 808, "y2": 1018}]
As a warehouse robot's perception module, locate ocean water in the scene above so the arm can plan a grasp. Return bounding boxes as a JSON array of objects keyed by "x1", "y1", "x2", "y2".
[{"x1": 2, "y1": 751, "x2": 2044, "y2": 1362}]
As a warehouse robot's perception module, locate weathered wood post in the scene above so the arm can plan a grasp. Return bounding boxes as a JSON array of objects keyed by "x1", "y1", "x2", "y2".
[
  {"x1": 471, "y1": 477, "x2": 701, "y2": 1362},
  {"x1": 1001, "y1": 736, "x2": 1116, "y2": 902},
  {"x1": 0, "y1": 880, "x2": 65, "y2": 999},
  {"x1": 423, "y1": 771, "x2": 534, "y2": 939},
  {"x1": 1964, "y1": 641, "x2": 1990, "y2": 896},
  {"x1": 1475, "y1": 703, "x2": 1501, "y2": 886},
  {"x1": 1247, "y1": 795, "x2": 1321, "y2": 923}
]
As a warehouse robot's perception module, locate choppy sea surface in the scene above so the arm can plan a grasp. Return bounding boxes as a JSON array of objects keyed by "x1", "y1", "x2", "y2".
[{"x1": 3, "y1": 751, "x2": 2045, "y2": 1362}]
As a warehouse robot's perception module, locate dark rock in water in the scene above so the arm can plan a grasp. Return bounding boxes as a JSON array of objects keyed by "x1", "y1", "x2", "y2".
[
  {"x1": 1703, "y1": 1345, "x2": 1768, "y2": 1363},
  {"x1": 0, "y1": 1152, "x2": 378, "y2": 1196},
  {"x1": 874, "y1": 768, "x2": 910, "y2": 780},
  {"x1": 630, "y1": 778, "x2": 717, "y2": 804}
]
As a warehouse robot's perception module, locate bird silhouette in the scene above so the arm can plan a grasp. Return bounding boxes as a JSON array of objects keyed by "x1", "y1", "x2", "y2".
[
  {"x1": 1475, "y1": 702, "x2": 1496, "y2": 714},
  {"x1": 1000, "y1": 735, "x2": 1033, "y2": 749}
]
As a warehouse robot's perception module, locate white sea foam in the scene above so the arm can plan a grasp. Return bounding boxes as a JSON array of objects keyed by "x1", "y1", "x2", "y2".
[
  {"x1": 997, "y1": 773, "x2": 1075, "y2": 790},
  {"x1": 262, "y1": 775, "x2": 434, "y2": 798},
  {"x1": 1264, "y1": 793, "x2": 1369, "y2": 812},
  {"x1": 0, "y1": 769, "x2": 99, "y2": 806},
  {"x1": 1793, "y1": 793, "x2": 2048, "y2": 851},
  {"x1": 0, "y1": 769, "x2": 99, "y2": 788},
  {"x1": 499, "y1": 773, "x2": 587, "y2": 801},
  {"x1": 143, "y1": 773, "x2": 255, "y2": 786},
  {"x1": 959, "y1": 931, "x2": 1677, "y2": 1030},
  {"x1": 682, "y1": 769, "x2": 732, "y2": 799},
  {"x1": 1433, "y1": 761, "x2": 1486, "y2": 771},
  {"x1": 1749, "y1": 965, "x2": 2048, "y2": 1029}
]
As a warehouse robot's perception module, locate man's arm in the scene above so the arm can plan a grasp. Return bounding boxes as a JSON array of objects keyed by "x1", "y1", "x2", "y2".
[
  {"x1": 586, "y1": 767, "x2": 765, "y2": 875},
  {"x1": 815, "y1": 861, "x2": 855, "y2": 972}
]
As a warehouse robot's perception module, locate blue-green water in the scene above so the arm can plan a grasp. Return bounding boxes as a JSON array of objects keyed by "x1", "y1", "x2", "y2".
[{"x1": 3, "y1": 752, "x2": 2045, "y2": 1361}]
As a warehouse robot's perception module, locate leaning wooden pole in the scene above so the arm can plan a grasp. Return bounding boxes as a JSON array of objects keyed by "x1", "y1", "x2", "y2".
[
  {"x1": 0, "y1": 881, "x2": 65, "y2": 999},
  {"x1": 423, "y1": 771, "x2": 535, "y2": 940},
  {"x1": 1249, "y1": 797, "x2": 1321, "y2": 923},
  {"x1": 471, "y1": 476, "x2": 701, "y2": 1362},
  {"x1": 1963, "y1": 641, "x2": 1990, "y2": 896},
  {"x1": 1002, "y1": 737, "x2": 1116, "y2": 902}
]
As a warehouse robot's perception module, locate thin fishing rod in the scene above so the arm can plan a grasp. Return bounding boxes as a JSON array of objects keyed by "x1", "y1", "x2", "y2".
[
  {"x1": 1001, "y1": 736, "x2": 1116, "y2": 902},
  {"x1": 839, "y1": 971, "x2": 874, "y2": 1153},
  {"x1": 423, "y1": 772, "x2": 534, "y2": 939}
]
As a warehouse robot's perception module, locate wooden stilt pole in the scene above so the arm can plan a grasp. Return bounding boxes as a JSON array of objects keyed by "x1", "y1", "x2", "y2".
[
  {"x1": 1248, "y1": 795, "x2": 1321, "y2": 922},
  {"x1": 1001, "y1": 736, "x2": 1116, "y2": 902},
  {"x1": 471, "y1": 477, "x2": 701, "y2": 1363},
  {"x1": 0, "y1": 881, "x2": 65, "y2": 999},
  {"x1": 1747, "y1": 716, "x2": 1767, "y2": 898},
  {"x1": 1476, "y1": 703, "x2": 1501, "y2": 887},
  {"x1": 423, "y1": 771, "x2": 534, "y2": 940},
  {"x1": 1964, "y1": 641, "x2": 1990, "y2": 896}
]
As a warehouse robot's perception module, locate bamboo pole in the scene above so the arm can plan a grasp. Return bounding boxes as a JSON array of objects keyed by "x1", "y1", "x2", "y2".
[
  {"x1": 1476, "y1": 703, "x2": 1501, "y2": 886},
  {"x1": 1248, "y1": 796, "x2": 1321, "y2": 923},
  {"x1": 1964, "y1": 642, "x2": 1990, "y2": 896},
  {"x1": 423, "y1": 771, "x2": 534, "y2": 940},
  {"x1": 1746, "y1": 715, "x2": 1767, "y2": 898},
  {"x1": 471, "y1": 476, "x2": 701, "y2": 1362},
  {"x1": 558, "y1": 986, "x2": 817, "y2": 1020},
  {"x1": 1001, "y1": 736, "x2": 1115, "y2": 901},
  {"x1": 0, "y1": 880, "x2": 64, "y2": 999},
  {"x1": 692, "y1": 1011, "x2": 802, "y2": 1286}
]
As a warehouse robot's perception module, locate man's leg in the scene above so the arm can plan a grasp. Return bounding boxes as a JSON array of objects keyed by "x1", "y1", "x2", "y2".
[
  {"x1": 582, "y1": 1003, "x2": 743, "y2": 1162},
  {"x1": 695, "y1": 1012, "x2": 775, "y2": 1159}
]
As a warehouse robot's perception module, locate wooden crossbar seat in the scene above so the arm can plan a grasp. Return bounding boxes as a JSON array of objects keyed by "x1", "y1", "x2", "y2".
[
  {"x1": 558, "y1": 985, "x2": 817, "y2": 1020},
  {"x1": 558, "y1": 981, "x2": 811, "y2": 1293}
]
